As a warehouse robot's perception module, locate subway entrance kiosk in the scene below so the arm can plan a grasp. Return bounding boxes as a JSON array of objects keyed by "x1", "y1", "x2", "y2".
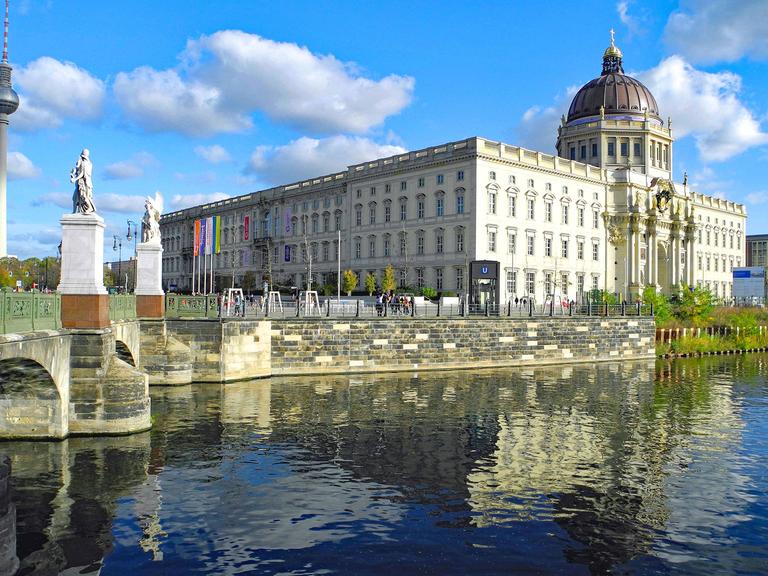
[{"x1": 469, "y1": 260, "x2": 500, "y2": 312}]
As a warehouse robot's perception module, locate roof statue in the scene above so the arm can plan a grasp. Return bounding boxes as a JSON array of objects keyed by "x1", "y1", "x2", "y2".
[
  {"x1": 70, "y1": 148, "x2": 95, "y2": 214},
  {"x1": 141, "y1": 192, "x2": 163, "y2": 244}
]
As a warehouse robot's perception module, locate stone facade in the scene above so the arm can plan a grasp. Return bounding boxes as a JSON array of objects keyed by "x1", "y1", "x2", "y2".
[{"x1": 269, "y1": 317, "x2": 656, "y2": 375}]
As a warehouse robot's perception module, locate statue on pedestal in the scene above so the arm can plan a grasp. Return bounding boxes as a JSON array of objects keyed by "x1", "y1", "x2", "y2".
[
  {"x1": 70, "y1": 148, "x2": 96, "y2": 214},
  {"x1": 141, "y1": 192, "x2": 163, "y2": 244}
]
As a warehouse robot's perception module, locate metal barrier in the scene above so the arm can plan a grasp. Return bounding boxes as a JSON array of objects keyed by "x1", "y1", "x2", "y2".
[
  {"x1": 0, "y1": 290, "x2": 61, "y2": 333},
  {"x1": 165, "y1": 293, "x2": 219, "y2": 319},
  {"x1": 108, "y1": 294, "x2": 136, "y2": 321}
]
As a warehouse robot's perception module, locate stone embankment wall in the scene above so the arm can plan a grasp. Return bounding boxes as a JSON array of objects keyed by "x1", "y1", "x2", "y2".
[{"x1": 270, "y1": 317, "x2": 656, "y2": 375}]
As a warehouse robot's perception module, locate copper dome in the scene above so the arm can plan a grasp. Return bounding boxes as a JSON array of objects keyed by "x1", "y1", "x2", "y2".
[{"x1": 566, "y1": 32, "x2": 660, "y2": 123}]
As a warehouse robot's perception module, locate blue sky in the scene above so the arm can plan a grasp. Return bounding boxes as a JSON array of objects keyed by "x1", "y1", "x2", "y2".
[{"x1": 6, "y1": 0, "x2": 768, "y2": 259}]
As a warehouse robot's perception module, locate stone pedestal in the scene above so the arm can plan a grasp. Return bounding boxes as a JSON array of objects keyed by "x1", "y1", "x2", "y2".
[
  {"x1": 135, "y1": 242, "x2": 164, "y2": 318},
  {"x1": 58, "y1": 213, "x2": 109, "y2": 329}
]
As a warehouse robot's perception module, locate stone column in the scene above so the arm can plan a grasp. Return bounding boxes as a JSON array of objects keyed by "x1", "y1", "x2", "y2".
[
  {"x1": 135, "y1": 242, "x2": 164, "y2": 318},
  {"x1": 57, "y1": 213, "x2": 109, "y2": 329}
]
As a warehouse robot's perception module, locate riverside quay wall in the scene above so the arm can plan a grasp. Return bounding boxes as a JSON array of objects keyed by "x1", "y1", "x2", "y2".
[{"x1": 267, "y1": 317, "x2": 656, "y2": 375}]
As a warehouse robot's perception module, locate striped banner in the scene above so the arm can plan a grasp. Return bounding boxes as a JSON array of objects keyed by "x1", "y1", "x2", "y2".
[
  {"x1": 205, "y1": 216, "x2": 213, "y2": 255},
  {"x1": 194, "y1": 220, "x2": 200, "y2": 257},
  {"x1": 199, "y1": 218, "x2": 207, "y2": 255},
  {"x1": 244, "y1": 215, "x2": 250, "y2": 241}
]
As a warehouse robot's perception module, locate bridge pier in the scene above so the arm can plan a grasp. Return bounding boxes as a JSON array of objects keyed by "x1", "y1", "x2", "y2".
[{"x1": 68, "y1": 330, "x2": 151, "y2": 436}]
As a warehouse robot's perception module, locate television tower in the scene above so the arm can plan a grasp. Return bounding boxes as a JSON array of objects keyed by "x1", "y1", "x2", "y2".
[{"x1": 0, "y1": 0, "x2": 18, "y2": 257}]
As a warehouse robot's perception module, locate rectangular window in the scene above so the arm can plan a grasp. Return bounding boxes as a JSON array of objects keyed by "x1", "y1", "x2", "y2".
[
  {"x1": 527, "y1": 199, "x2": 535, "y2": 220},
  {"x1": 580, "y1": 145, "x2": 587, "y2": 159},
  {"x1": 488, "y1": 193, "x2": 497, "y2": 215},
  {"x1": 417, "y1": 235, "x2": 424, "y2": 255},
  {"x1": 400, "y1": 204, "x2": 407, "y2": 221},
  {"x1": 354, "y1": 239, "x2": 361, "y2": 259},
  {"x1": 577, "y1": 274, "x2": 584, "y2": 295},
  {"x1": 592, "y1": 276, "x2": 599, "y2": 291},
  {"x1": 577, "y1": 241, "x2": 584, "y2": 260},
  {"x1": 562, "y1": 240, "x2": 568, "y2": 258},
  {"x1": 418, "y1": 177, "x2": 425, "y2": 188},
  {"x1": 561, "y1": 273, "x2": 569, "y2": 296},
  {"x1": 488, "y1": 230, "x2": 497, "y2": 252},
  {"x1": 385, "y1": 184, "x2": 391, "y2": 193},
  {"x1": 578, "y1": 207, "x2": 584, "y2": 227},
  {"x1": 621, "y1": 142, "x2": 629, "y2": 156},
  {"x1": 385, "y1": 205, "x2": 391, "y2": 223},
  {"x1": 562, "y1": 205, "x2": 569, "y2": 225},
  {"x1": 591, "y1": 143, "x2": 598, "y2": 157},
  {"x1": 355, "y1": 207, "x2": 362, "y2": 227},
  {"x1": 384, "y1": 237, "x2": 391, "y2": 257},
  {"x1": 545, "y1": 202, "x2": 552, "y2": 222},
  {"x1": 545, "y1": 273, "x2": 553, "y2": 295},
  {"x1": 608, "y1": 142, "x2": 615, "y2": 156},
  {"x1": 400, "y1": 181, "x2": 407, "y2": 191},
  {"x1": 545, "y1": 237, "x2": 552, "y2": 257},
  {"x1": 526, "y1": 272, "x2": 535, "y2": 296},
  {"x1": 527, "y1": 235, "x2": 535, "y2": 256},
  {"x1": 369, "y1": 238, "x2": 376, "y2": 258},
  {"x1": 457, "y1": 170, "x2": 464, "y2": 181},
  {"x1": 506, "y1": 270, "x2": 517, "y2": 296},
  {"x1": 592, "y1": 243, "x2": 599, "y2": 261},
  {"x1": 457, "y1": 195, "x2": 464, "y2": 214},
  {"x1": 508, "y1": 196, "x2": 516, "y2": 217},
  {"x1": 456, "y1": 229, "x2": 464, "y2": 252},
  {"x1": 456, "y1": 268, "x2": 464, "y2": 291},
  {"x1": 323, "y1": 243, "x2": 329, "y2": 261},
  {"x1": 369, "y1": 206, "x2": 376, "y2": 225},
  {"x1": 437, "y1": 174, "x2": 444, "y2": 185},
  {"x1": 593, "y1": 210, "x2": 599, "y2": 229},
  {"x1": 436, "y1": 197, "x2": 444, "y2": 217},
  {"x1": 400, "y1": 235, "x2": 407, "y2": 255},
  {"x1": 356, "y1": 189, "x2": 362, "y2": 198},
  {"x1": 570, "y1": 148, "x2": 576, "y2": 160},
  {"x1": 418, "y1": 199, "x2": 425, "y2": 219},
  {"x1": 508, "y1": 233, "x2": 516, "y2": 254},
  {"x1": 416, "y1": 268, "x2": 424, "y2": 289},
  {"x1": 436, "y1": 268, "x2": 443, "y2": 290},
  {"x1": 370, "y1": 187, "x2": 376, "y2": 196},
  {"x1": 633, "y1": 142, "x2": 641, "y2": 156},
  {"x1": 436, "y1": 232, "x2": 444, "y2": 254}
]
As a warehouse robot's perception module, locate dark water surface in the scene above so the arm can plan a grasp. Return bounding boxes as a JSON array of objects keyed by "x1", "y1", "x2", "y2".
[{"x1": 2, "y1": 356, "x2": 768, "y2": 575}]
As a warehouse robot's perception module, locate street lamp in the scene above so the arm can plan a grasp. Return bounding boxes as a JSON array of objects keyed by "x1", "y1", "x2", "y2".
[
  {"x1": 126, "y1": 220, "x2": 138, "y2": 291},
  {"x1": 113, "y1": 235, "x2": 122, "y2": 292}
]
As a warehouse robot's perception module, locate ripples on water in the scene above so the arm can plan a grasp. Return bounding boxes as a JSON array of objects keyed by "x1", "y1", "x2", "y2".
[{"x1": 2, "y1": 355, "x2": 768, "y2": 575}]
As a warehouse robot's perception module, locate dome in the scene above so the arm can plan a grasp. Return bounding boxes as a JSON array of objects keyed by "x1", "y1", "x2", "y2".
[{"x1": 566, "y1": 32, "x2": 660, "y2": 124}]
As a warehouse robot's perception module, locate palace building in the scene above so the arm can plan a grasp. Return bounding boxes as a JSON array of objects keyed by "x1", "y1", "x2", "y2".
[{"x1": 160, "y1": 35, "x2": 746, "y2": 306}]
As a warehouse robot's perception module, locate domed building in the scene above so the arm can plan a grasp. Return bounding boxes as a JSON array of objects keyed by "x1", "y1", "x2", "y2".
[{"x1": 160, "y1": 34, "x2": 746, "y2": 306}]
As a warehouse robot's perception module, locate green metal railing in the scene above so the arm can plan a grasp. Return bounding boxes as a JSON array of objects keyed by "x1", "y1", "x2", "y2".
[
  {"x1": 0, "y1": 290, "x2": 61, "y2": 333},
  {"x1": 165, "y1": 293, "x2": 218, "y2": 318},
  {"x1": 108, "y1": 294, "x2": 136, "y2": 321}
]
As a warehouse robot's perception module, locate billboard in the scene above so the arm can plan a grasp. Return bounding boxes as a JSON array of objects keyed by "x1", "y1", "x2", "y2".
[{"x1": 732, "y1": 267, "x2": 766, "y2": 299}]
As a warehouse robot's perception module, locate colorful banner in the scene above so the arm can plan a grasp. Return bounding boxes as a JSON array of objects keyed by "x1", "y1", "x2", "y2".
[
  {"x1": 244, "y1": 215, "x2": 250, "y2": 241},
  {"x1": 214, "y1": 215, "x2": 221, "y2": 254},
  {"x1": 205, "y1": 216, "x2": 213, "y2": 255},
  {"x1": 194, "y1": 220, "x2": 200, "y2": 257},
  {"x1": 199, "y1": 218, "x2": 207, "y2": 255},
  {"x1": 285, "y1": 245, "x2": 291, "y2": 262}
]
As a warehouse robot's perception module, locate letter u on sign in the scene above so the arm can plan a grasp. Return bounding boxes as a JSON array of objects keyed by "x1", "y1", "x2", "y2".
[{"x1": 481, "y1": 266, "x2": 488, "y2": 274}]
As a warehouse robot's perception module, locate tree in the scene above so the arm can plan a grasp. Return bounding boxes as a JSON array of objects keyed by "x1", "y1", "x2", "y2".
[
  {"x1": 321, "y1": 283, "x2": 335, "y2": 297},
  {"x1": 676, "y1": 284, "x2": 714, "y2": 325},
  {"x1": 342, "y1": 269, "x2": 358, "y2": 296},
  {"x1": 103, "y1": 265, "x2": 115, "y2": 288},
  {"x1": 641, "y1": 285, "x2": 672, "y2": 324},
  {"x1": 241, "y1": 270, "x2": 257, "y2": 293},
  {"x1": 381, "y1": 264, "x2": 396, "y2": 294},
  {"x1": 364, "y1": 272, "x2": 377, "y2": 296},
  {"x1": 421, "y1": 286, "x2": 437, "y2": 300}
]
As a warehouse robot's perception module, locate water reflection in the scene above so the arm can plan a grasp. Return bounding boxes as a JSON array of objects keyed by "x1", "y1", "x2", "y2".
[{"x1": 0, "y1": 356, "x2": 766, "y2": 575}]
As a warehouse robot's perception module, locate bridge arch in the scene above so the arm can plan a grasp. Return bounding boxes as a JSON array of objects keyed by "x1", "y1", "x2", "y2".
[
  {"x1": 0, "y1": 333, "x2": 70, "y2": 438},
  {"x1": 112, "y1": 322, "x2": 141, "y2": 368}
]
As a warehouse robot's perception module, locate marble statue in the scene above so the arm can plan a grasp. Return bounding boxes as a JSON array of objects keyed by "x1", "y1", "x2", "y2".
[
  {"x1": 70, "y1": 148, "x2": 96, "y2": 214},
  {"x1": 141, "y1": 192, "x2": 163, "y2": 244}
]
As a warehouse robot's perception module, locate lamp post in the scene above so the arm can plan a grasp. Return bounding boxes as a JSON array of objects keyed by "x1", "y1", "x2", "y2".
[
  {"x1": 126, "y1": 220, "x2": 138, "y2": 291},
  {"x1": 112, "y1": 235, "x2": 122, "y2": 293}
]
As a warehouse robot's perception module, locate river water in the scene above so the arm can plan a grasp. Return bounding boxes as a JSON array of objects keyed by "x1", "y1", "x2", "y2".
[{"x1": 2, "y1": 356, "x2": 767, "y2": 575}]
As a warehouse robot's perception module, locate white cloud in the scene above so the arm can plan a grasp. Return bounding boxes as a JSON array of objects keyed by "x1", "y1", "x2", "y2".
[
  {"x1": 246, "y1": 135, "x2": 406, "y2": 185},
  {"x1": 14, "y1": 56, "x2": 105, "y2": 131},
  {"x1": 103, "y1": 151, "x2": 157, "y2": 180},
  {"x1": 8, "y1": 151, "x2": 40, "y2": 180},
  {"x1": 617, "y1": 1, "x2": 643, "y2": 36},
  {"x1": 515, "y1": 86, "x2": 578, "y2": 154},
  {"x1": 745, "y1": 191, "x2": 768, "y2": 205},
  {"x1": 665, "y1": 0, "x2": 768, "y2": 64},
  {"x1": 32, "y1": 191, "x2": 146, "y2": 214},
  {"x1": 635, "y1": 56, "x2": 768, "y2": 162},
  {"x1": 114, "y1": 30, "x2": 414, "y2": 136},
  {"x1": 195, "y1": 144, "x2": 231, "y2": 164},
  {"x1": 169, "y1": 192, "x2": 230, "y2": 211}
]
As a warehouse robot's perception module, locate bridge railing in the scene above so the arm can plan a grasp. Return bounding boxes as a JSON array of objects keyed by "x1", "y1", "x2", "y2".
[
  {"x1": 165, "y1": 293, "x2": 219, "y2": 319},
  {"x1": 108, "y1": 294, "x2": 136, "y2": 321},
  {"x1": 1, "y1": 290, "x2": 61, "y2": 333}
]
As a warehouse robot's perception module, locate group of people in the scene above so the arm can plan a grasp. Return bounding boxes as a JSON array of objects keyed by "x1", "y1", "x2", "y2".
[{"x1": 375, "y1": 291, "x2": 411, "y2": 316}]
